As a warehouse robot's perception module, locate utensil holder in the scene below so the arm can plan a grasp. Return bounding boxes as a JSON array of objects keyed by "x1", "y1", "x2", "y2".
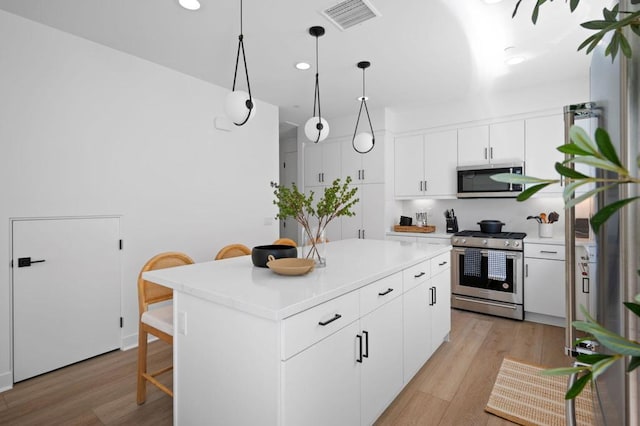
[
  {"x1": 446, "y1": 217, "x2": 458, "y2": 233},
  {"x1": 538, "y1": 223, "x2": 553, "y2": 238}
]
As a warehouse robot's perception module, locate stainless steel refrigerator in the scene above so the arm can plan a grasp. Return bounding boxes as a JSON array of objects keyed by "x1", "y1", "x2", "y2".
[{"x1": 564, "y1": 1, "x2": 639, "y2": 424}]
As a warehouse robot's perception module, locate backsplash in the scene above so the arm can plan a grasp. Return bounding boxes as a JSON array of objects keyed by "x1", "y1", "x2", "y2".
[{"x1": 400, "y1": 197, "x2": 593, "y2": 239}]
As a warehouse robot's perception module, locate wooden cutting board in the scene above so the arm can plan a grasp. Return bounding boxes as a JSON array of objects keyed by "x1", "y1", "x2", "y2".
[{"x1": 393, "y1": 225, "x2": 436, "y2": 233}]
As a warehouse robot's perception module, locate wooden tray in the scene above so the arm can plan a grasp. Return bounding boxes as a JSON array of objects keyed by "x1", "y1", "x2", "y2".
[{"x1": 393, "y1": 225, "x2": 436, "y2": 233}]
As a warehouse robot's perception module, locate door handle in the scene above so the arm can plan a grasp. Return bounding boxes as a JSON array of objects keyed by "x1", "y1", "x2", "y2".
[
  {"x1": 414, "y1": 272, "x2": 425, "y2": 278},
  {"x1": 378, "y1": 288, "x2": 394, "y2": 296},
  {"x1": 356, "y1": 334, "x2": 363, "y2": 363},
  {"x1": 18, "y1": 257, "x2": 46, "y2": 268},
  {"x1": 318, "y1": 313, "x2": 341, "y2": 326}
]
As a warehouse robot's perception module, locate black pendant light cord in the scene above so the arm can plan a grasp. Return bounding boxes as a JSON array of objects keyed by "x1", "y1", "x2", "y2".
[
  {"x1": 231, "y1": 0, "x2": 253, "y2": 126},
  {"x1": 308, "y1": 27, "x2": 326, "y2": 143},
  {"x1": 353, "y1": 62, "x2": 375, "y2": 150}
]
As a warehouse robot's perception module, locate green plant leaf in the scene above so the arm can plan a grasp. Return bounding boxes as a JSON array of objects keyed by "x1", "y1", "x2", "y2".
[
  {"x1": 569, "y1": 0, "x2": 579, "y2": 12},
  {"x1": 624, "y1": 302, "x2": 640, "y2": 317},
  {"x1": 628, "y1": 356, "x2": 640, "y2": 372},
  {"x1": 555, "y1": 162, "x2": 590, "y2": 179},
  {"x1": 557, "y1": 144, "x2": 593, "y2": 157},
  {"x1": 574, "y1": 320, "x2": 640, "y2": 356},
  {"x1": 541, "y1": 366, "x2": 586, "y2": 376},
  {"x1": 566, "y1": 372, "x2": 591, "y2": 400},
  {"x1": 591, "y1": 356, "x2": 619, "y2": 381},
  {"x1": 490, "y1": 173, "x2": 554, "y2": 184},
  {"x1": 581, "y1": 20, "x2": 609, "y2": 30},
  {"x1": 564, "y1": 184, "x2": 612, "y2": 210},
  {"x1": 591, "y1": 197, "x2": 640, "y2": 232},
  {"x1": 576, "y1": 353, "x2": 613, "y2": 365},
  {"x1": 570, "y1": 156, "x2": 627, "y2": 174},
  {"x1": 516, "y1": 183, "x2": 550, "y2": 201},
  {"x1": 594, "y1": 127, "x2": 623, "y2": 167},
  {"x1": 569, "y1": 126, "x2": 597, "y2": 154}
]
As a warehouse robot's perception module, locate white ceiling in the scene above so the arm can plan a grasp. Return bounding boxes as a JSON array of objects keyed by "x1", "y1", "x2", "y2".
[{"x1": 0, "y1": 0, "x2": 608, "y2": 131}]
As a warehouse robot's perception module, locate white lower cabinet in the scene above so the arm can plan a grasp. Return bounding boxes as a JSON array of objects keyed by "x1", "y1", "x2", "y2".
[
  {"x1": 282, "y1": 320, "x2": 361, "y2": 426},
  {"x1": 403, "y1": 253, "x2": 451, "y2": 382},
  {"x1": 282, "y1": 253, "x2": 450, "y2": 426},
  {"x1": 524, "y1": 243, "x2": 566, "y2": 320}
]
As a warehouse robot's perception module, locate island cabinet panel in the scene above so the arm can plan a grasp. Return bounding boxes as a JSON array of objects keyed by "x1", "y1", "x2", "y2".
[
  {"x1": 282, "y1": 320, "x2": 361, "y2": 426},
  {"x1": 174, "y1": 293, "x2": 281, "y2": 426}
]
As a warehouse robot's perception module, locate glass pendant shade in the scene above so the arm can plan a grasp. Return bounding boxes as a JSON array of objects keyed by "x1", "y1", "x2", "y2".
[
  {"x1": 225, "y1": 90, "x2": 255, "y2": 125},
  {"x1": 353, "y1": 132, "x2": 374, "y2": 153},
  {"x1": 304, "y1": 116, "x2": 330, "y2": 142}
]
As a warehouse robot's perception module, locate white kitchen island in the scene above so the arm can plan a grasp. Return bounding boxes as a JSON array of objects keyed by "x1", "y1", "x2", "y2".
[{"x1": 143, "y1": 238, "x2": 451, "y2": 425}]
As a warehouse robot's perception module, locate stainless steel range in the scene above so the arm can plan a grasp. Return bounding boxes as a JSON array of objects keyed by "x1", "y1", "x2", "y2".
[{"x1": 450, "y1": 230, "x2": 526, "y2": 320}]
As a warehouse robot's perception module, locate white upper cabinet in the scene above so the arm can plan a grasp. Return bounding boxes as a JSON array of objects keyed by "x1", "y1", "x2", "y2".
[
  {"x1": 342, "y1": 134, "x2": 385, "y2": 184},
  {"x1": 424, "y1": 130, "x2": 457, "y2": 196},
  {"x1": 394, "y1": 134, "x2": 424, "y2": 198},
  {"x1": 342, "y1": 183, "x2": 386, "y2": 240},
  {"x1": 394, "y1": 130, "x2": 457, "y2": 199},
  {"x1": 525, "y1": 114, "x2": 565, "y2": 194},
  {"x1": 304, "y1": 140, "x2": 341, "y2": 187},
  {"x1": 457, "y1": 121, "x2": 525, "y2": 166}
]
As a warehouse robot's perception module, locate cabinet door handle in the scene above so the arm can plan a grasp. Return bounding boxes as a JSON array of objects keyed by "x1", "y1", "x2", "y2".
[
  {"x1": 582, "y1": 277, "x2": 590, "y2": 294},
  {"x1": 414, "y1": 272, "x2": 425, "y2": 278},
  {"x1": 361, "y1": 169, "x2": 365, "y2": 180},
  {"x1": 429, "y1": 286, "x2": 436, "y2": 306},
  {"x1": 318, "y1": 313, "x2": 341, "y2": 326},
  {"x1": 378, "y1": 288, "x2": 394, "y2": 296},
  {"x1": 358, "y1": 229, "x2": 361, "y2": 239},
  {"x1": 419, "y1": 181, "x2": 423, "y2": 191},
  {"x1": 433, "y1": 286, "x2": 437, "y2": 305},
  {"x1": 540, "y1": 250, "x2": 558, "y2": 254},
  {"x1": 363, "y1": 330, "x2": 369, "y2": 358},
  {"x1": 490, "y1": 147, "x2": 494, "y2": 159},
  {"x1": 484, "y1": 147, "x2": 488, "y2": 159},
  {"x1": 424, "y1": 180, "x2": 427, "y2": 191},
  {"x1": 438, "y1": 261, "x2": 447, "y2": 266},
  {"x1": 356, "y1": 334, "x2": 363, "y2": 363},
  {"x1": 362, "y1": 229, "x2": 365, "y2": 239},
  {"x1": 318, "y1": 173, "x2": 322, "y2": 183},
  {"x1": 525, "y1": 264, "x2": 528, "y2": 278}
]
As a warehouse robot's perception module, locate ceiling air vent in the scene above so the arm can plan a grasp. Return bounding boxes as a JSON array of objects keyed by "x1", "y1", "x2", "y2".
[{"x1": 321, "y1": 0, "x2": 381, "y2": 31}]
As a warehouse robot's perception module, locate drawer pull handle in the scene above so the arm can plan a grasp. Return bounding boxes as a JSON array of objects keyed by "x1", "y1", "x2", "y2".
[
  {"x1": 540, "y1": 250, "x2": 558, "y2": 254},
  {"x1": 438, "y1": 261, "x2": 447, "y2": 266},
  {"x1": 378, "y1": 288, "x2": 394, "y2": 296},
  {"x1": 356, "y1": 334, "x2": 363, "y2": 363},
  {"x1": 414, "y1": 272, "x2": 425, "y2": 278},
  {"x1": 318, "y1": 313, "x2": 342, "y2": 326}
]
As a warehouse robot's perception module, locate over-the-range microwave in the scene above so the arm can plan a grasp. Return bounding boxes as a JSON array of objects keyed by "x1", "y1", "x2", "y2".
[{"x1": 456, "y1": 163, "x2": 524, "y2": 198}]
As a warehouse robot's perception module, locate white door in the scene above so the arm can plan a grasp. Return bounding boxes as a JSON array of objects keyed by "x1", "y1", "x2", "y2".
[{"x1": 12, "y1": 217, "x2": 121, "y2": 382}]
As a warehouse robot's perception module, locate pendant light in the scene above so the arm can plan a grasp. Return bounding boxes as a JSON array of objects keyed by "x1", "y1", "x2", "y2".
[
  {"x1": 224, "y1": 0, "x2": 255, "y2": 126},
  {"x1": 352, "y1": 61, "x2": 375, "y2": 154},
  {"x1": 304, "y1": 26, "x2": 330, "y2": 143}
]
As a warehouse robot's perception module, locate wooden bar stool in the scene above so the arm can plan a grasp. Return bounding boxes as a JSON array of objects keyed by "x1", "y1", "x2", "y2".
[
  {"x1": 137, "y1": 251, "x2": 194, "y2": 405},
  {"x1": 215, "y1": 243, "x2": 251, "y2": 260}
]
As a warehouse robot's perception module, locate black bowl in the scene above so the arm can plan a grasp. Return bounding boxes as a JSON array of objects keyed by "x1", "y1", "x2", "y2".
[{"x1": 251, "y1": 244, "x2": 298, "y2": 267}]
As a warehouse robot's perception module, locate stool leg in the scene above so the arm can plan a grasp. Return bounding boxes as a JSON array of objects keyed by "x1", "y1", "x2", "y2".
[{"x1": 136, "y1": 326, "x2": 148, "y2": 405}]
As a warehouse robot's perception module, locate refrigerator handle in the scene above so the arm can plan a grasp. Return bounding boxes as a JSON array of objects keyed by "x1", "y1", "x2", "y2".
[{"x1": 563, "y1": 105, "x2": 578, "y2": 356}]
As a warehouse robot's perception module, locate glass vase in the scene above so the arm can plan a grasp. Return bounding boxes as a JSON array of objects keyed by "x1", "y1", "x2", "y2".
[{"x1": 303, "y1": 227, "x2": 327, "y2": 267}]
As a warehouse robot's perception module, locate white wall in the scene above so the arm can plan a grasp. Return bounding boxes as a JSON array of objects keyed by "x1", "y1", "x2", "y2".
[{"x1": 0, "y1": 11, "x2": 279, "y2": 390}]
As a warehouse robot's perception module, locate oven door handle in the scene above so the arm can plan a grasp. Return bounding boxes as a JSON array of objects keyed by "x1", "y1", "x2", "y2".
[
  {"x1": 453, "y1": 248, "x2": 521, "y2": 259},
  {"x1": 453, "y1": 296, "x2": 518, "y2": 310}
]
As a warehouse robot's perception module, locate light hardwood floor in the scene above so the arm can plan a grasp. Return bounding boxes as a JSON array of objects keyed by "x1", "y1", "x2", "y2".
[{"x1": 0, "y1": 309, "x2": 570, "y2": 425}]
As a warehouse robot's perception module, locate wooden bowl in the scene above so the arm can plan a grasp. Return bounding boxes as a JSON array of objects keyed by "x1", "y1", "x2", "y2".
[{"x1": 266, "y1": 257, "x2": 315, "y2": 276}]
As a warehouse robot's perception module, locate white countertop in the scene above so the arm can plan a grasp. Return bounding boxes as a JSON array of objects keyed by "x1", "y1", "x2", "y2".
[{"x1": 143, "y1": 238, "x2": 451, "y2": 321}]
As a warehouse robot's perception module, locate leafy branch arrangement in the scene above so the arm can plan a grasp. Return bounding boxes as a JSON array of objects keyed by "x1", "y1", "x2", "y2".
[
  {"x1": 513, "y1": 0, "x2": 640, "y2": 60},
  {"x1": 271, "y1": 177, "x2": 359, "y2": 263},
  {"x1": 491, "y1": 125, "x2": 640, "y2": 399}
]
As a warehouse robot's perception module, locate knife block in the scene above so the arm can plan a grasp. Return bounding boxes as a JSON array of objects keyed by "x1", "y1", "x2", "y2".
[{"x1": 446, "y1": 217, "x2": 458, "y2": 233}]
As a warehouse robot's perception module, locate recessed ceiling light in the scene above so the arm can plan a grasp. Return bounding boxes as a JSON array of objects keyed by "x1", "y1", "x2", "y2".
[
  {"x1": 179, "y1": 0, "x2": 200, "y2": 11},
  {"x1": 295, "y1": 62, "x2": 311, "y2": 70},
  {"x1": 505, "y1": 56, "x2": 525, "y2": 65}
]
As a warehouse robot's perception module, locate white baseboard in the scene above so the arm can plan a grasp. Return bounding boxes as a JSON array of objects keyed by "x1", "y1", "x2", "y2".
[
  {"x1": 0, "y1": 371, "x2": 13, "y2": 394},
  {"x1": 525, "y1": 311, "x2": 565, "y2": 327},
  {"x1": 121, "y1": 332, "x2": 159, "y2": 351}
]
